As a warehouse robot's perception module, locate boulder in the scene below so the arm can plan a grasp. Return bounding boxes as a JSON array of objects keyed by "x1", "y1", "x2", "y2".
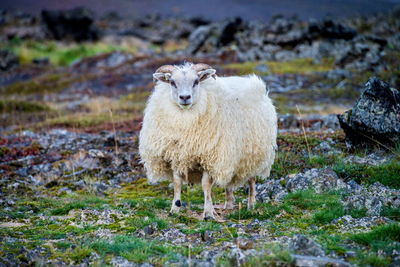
[
  {"x1": 338, "y1": 77, "x2": 400, "y2": 148},
  {"x1": 0, "y1": 50, "x2": 18, "y2": 71},
  {"x1": 41, "y1": 7, "x2": 99, "y2": 41}
]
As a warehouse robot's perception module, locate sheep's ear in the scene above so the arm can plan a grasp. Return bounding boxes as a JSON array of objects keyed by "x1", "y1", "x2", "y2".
[
  {"x1": 153, "y1": 72, "x2": 171, "y2": 83},
  {"x1": 198, "y1": 68, "x2": 216, "y2": 82}
]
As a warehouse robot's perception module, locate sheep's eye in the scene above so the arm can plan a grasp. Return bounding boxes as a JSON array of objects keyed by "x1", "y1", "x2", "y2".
[
  {"x1": 193, "y1": 79, "x2": 199, "y2": 87},
  {"x1": 170, "y1": 81, "x2": 177, "y2": 88}
]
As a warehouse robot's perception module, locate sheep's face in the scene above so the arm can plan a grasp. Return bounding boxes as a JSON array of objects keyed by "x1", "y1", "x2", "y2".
[{"x1": 153, "y1": 64, "x2": 216, "y2": 110}]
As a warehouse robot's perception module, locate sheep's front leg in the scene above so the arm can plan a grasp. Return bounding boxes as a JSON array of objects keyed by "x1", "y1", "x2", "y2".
[
  {"x1": 202, "y1": 172, "x2": 217, "y2": 220},
  {"x1": 170, "y1": 171, "x2": 182, "y2": 214},
  {"x1": 224, "y1": 186, "x2": 235, "y2": 210},
  {"x1": 248, "y1": 177, "x2": 256, "y2": 209}
]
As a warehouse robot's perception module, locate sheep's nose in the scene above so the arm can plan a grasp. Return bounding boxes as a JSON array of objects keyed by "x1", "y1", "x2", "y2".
[{"x1": 179, "y1": 95, "x2": 191, "y2": 101}]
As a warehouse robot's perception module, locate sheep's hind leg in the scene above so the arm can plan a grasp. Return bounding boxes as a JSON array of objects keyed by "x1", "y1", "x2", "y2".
[
  {"x1": 201, "y1": 172, "x2": 218, "y2": 220},
  {"x1": 223, "y1": 186, "x2": 235, "y2": 210},
  {"x1": 170, "y1": 171, "x2": 182, "y2": 214},
  {"x1": 248, "y1": 177, "x2": 256, "y2": 209}
]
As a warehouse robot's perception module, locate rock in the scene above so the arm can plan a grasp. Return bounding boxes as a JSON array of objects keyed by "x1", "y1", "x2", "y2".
[
  {"x1": 344, "y1": 153, "x2": 390, "y2": 166},
  {"x1": 143, "y1": 222, "x2": 158, "y2": 236},
  {"x1": 292, "y1": 254, "x2": 352, "y2": 267},
  {"x1": 159, "y1": 228, "x2": 187, "y2": 244},
  {"x1": 338, "y1": 77, "x2": 400, "y2": 148},
  {"x1": 286, "y1": 168, "x2": 348, "y2": 194},
  {"x1": 308, "y1": 20, "x2": 357, "y2": 40},
  {"x1": 332, "y1": 215, "x2": 392, "y2": 233},
  {"x1": 256, "y1": 179, "x2": 287, "y2": 202},
  {"x1": 41, "y1": 7, "x2": 99, "y2": 41},
  {"x1": 201, "y1": 230, "x2": 213, "y2": 242},
  {"x1": 109, "y1": 256, "x2": 137, "y2": 267},
  {"x1": 0, "y1": 50, "x2": 18, "y2": 71},
  {"x1": 289, "y1": 234, "x2": 325, "y2": 257}
]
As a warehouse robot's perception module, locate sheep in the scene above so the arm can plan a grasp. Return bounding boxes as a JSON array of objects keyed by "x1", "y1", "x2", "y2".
[{"x1": 139, "y1": 62, "x2": 277, "y2": 220}]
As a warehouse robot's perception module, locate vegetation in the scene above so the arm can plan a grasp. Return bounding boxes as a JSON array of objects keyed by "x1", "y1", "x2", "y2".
[{"x1": 3, "y1": 39, "x2": 137, "y2": 66}]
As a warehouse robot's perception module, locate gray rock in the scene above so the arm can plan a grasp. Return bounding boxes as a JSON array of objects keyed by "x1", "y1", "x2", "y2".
[
  {"x1": 286, "y1": 168, "x2": 348, "y2": 194},
  {"x1": 289, "y1": 235, "x2": 325, "y2": 257},
  {"x1": 338, "y1": 77, "x2": 400, "y2": 148},
  {"x1": 292, "y1": 254, "x2": 352, "y2": 267},
  {"x1": 41, "y1": 7, "x2": 99, "y2": 41},
  {"x1": 0, "y1": 50, "x2": 18, "y2": 71}
]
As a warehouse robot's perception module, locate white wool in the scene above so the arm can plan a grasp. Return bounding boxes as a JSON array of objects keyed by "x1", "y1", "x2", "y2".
[{"x1": 139, "y1": 71, "x2": 277, "y2": 188}]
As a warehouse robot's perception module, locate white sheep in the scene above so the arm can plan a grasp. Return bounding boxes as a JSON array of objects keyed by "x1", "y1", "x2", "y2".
[{"x1": 139, "y1": 62, "x2": 277, "y2": 220}]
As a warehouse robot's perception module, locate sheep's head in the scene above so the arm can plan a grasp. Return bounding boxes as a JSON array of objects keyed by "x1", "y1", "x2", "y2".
[{"x1": 153, "y1": 63, "x2": 216, "y2": 109}]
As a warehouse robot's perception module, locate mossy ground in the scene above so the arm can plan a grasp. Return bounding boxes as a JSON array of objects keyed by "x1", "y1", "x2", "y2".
[{"x1": 1, "y1": 132, "x2": 398, "y2": 266}]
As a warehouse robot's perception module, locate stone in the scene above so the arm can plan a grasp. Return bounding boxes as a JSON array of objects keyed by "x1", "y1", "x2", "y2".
[
  {"x1": 289, "y1": 234, "x2": 325, "y2": 257},
  {"x1": 0, "y1": 50, "x2": 18, "y2": 71},
  {"x1": 285, "y1": 168, "x2": 348, "y2": 194},
  {"x1": 338, "y1": 77, "x2": 400, "y2": 148},
  {"x1": 292, "y1": 255, "x2": 352, "y2": 267}
]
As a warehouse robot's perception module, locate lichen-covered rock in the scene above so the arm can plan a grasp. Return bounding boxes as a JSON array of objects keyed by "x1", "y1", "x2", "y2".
[
  {"x1": 338, "y1": 77, "x2": 400, "y2": 148},
  {"x1": 285, "y1": 168, "x2": 348, "y2": 194},
  {"x1": 289, "y1": 234, "x2": 325, "y2": 257},
  {"x1": 332, "y1": 215, "x2": 392, "y2": 233},
  {"x1": 0, "y1": 50, "x2": 18, "y2": 71},
  {"x1": 343, "y1": 182, "x2": 400, "y2": 216}
]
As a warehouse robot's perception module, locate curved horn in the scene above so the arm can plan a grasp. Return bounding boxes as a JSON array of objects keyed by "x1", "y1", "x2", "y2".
[
  {"x1": 153, "y1": 65, "x2": 176, "y2": 82},
  {"x1": 192, "y1": 63, "x2": 213, "y2": 72},
  {"x1": 155, "y1": 65, "x2": 176, "y2": 74},
  {"x1": 192, "y1": 63, "x2": 216, "y2": 81}
]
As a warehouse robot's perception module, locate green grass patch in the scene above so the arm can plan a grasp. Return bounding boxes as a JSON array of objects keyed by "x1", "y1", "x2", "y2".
[
  {"x1": 223, "y1": 58, "x2": 333, "y2": 75},
  {"x1": 4, "y1": 39, "x2": 136, "y2": 66},
  {"x1": 50, "y1": 196, "x2": 108, "y2": 215},
  {"x1": 334, "y1": 160, "x2": 400, "y2": 189},
  {"x1": 90, "y1": 235, "x2": 180, "y2": 264},
  {"x1": 0, "y1": 99, "x2": 50, "y2": 113},
  {"x1": 381, "y1": 206, "x2": 400, "y2": 221},
  {"x1": 350, "y1": 224, "x2": 400, "y2": 252},
  {"x1": 127, "y1": 210, "x2": 169, "y2": 230}
]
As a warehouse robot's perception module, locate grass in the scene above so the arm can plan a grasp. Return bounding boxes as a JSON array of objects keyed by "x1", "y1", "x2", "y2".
[
  {"x1": 3, "y1": 39, "x2": 137, "y2": 66},
  {"x1": 50, "y1": 196, "x2": 108, "y2": 215},
  {"x1": 0, "y1": 99, "x2": 50, "y2": 113},
  {"x1": 350, "y1": 224, "x2": 400, "y2": 253},
  {"x1": 223, "y1": 58, "x2": 334, "y2": 75},
  {"x1": 228, "y1": 190, "x2": 343, "y2": 222},
  {"x1": 333, "y1": 160, "x2": 400, "y2": 189},
  {"x1": 127, "y1": 210, "x2": 169, "y2": 230},
  {"x1": 90, "y1": 235, "x2": 180, "y2": 264}
]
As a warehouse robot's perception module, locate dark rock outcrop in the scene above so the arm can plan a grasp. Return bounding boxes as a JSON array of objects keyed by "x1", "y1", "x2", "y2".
[
  {"x1": 0, "y1": 50, "x2": 18, "y2": 71},
  {"x1": 41, "y1": 7, "x2": 99, "y2": 41},
  {"x1": 338, "y1": 77, "x2": 400, "y2": 148}
]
